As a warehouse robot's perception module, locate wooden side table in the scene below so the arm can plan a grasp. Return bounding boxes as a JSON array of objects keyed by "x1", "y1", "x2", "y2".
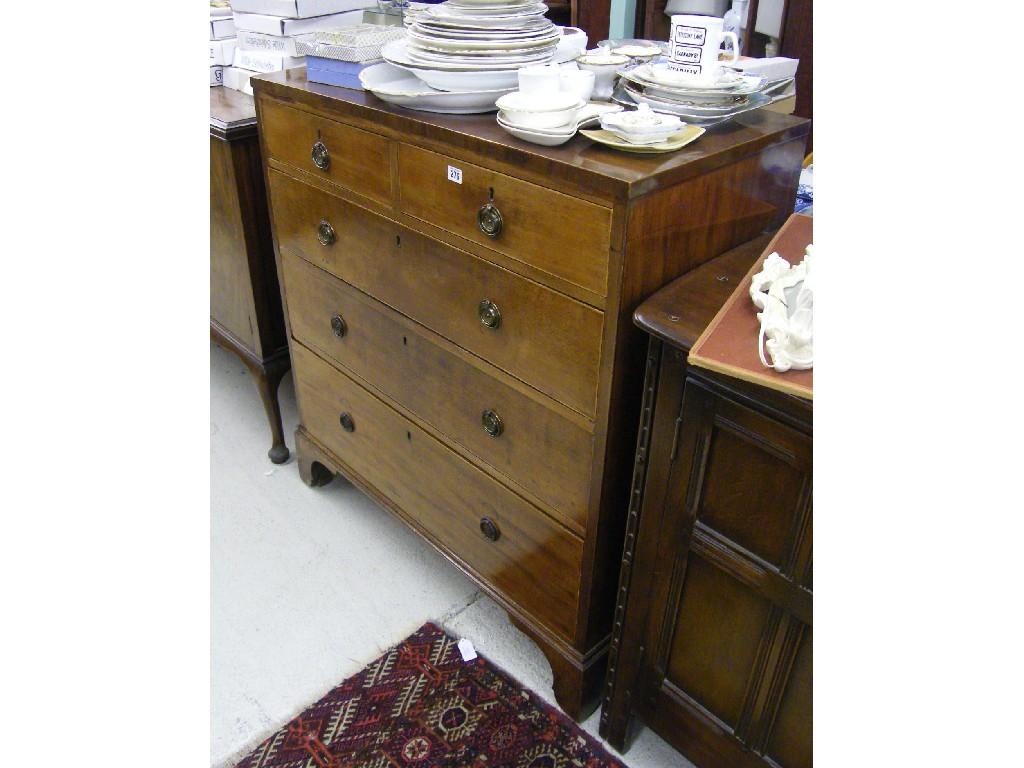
[
  {"x1": 211, "y1": 86, "x2": 290, "y2": 463},
  {"x1": 599, "y1": 235, "x2": 813, "y2": 768}
]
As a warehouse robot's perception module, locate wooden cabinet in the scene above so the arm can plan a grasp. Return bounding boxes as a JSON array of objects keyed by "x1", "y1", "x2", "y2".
[
  {"x1": 599, "y1": 239, "x2": 812, "y2": 765},
  {"x1": 254, "y1": 68, "x2": 808, "y2": 719},
  {"x1": 210, "y1": 87, "x2": 290, "y2": 463}
]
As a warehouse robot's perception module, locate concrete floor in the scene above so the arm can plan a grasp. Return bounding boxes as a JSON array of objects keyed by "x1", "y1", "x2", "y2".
[{"x1": 211, "y1": 342, "x2": 694, "y2": 768}]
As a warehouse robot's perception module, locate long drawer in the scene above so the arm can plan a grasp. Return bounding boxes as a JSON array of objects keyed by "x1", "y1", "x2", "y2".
[
  {"x1": 282, "y1": 252, "x2": 594, "y2": 529},
  {"x1": 269, "y1": 169, "x2": 604, "y2": 417},
  {"x1": 292, "y1": 342, "x2": 583, "y2": 641},
  {"x1": 397, "y1": 144, "x2": 613, "y2": 298},
  {"x1": 260, "y1": 100, "x2": 392, "y2": 206}
]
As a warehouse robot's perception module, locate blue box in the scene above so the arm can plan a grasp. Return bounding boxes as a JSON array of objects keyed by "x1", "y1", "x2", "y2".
[{"x1": 306, "y1": 56, "x2": 379, "y2": 89}]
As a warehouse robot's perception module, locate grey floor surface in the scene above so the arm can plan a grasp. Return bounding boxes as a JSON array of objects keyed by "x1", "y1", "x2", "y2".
[{"x1": 211, "y1": 342, "x2": 694, "y2": 768}]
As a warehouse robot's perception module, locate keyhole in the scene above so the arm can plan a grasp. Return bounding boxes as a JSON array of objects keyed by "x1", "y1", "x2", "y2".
[
  {"x1": 488, "y1": 186, "x2": 495, "y2": 200},
  {"x1": 402, "y1": 336, "x2": 407, "y2": 346},
  {"x1": 406, "y1": 431, "x2": 412, "y2": 442},
  {"x1": 396, "y1": 234, "x2": 401, "y2": 247}
]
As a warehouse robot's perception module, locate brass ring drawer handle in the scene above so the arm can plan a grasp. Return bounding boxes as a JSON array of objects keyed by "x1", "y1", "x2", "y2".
[
  {"x1": 477, "y1": 201, "x2": 503, "y2": 238},
  {"x1": 477, "y1": 299, "x2": 501, "y2": 330},
  {"x1": 339, "y1": 412, "x2": 355, "y2": 432},
  {"x1": 480, "y1": 516, "x2": 501, "y2": 542},
  {"x1": 481, "y1": 409, "x2": 504, "y2": 438},
  {"x1": 330, "y1": 314, "x2": 347, "y2": 338},
  {"x1": 317, "y1": 219, "x2": 336, "y2": 246},
  {"x1": 311, "y1": 140, "x2": 330, "y2": 171}
]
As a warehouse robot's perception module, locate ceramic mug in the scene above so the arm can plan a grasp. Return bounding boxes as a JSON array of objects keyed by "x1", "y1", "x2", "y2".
[
  {"x1": 668, "y1": 14, "x2": 739, "y2": 80},
  {"x1": 518, "y1": 64, "x2": 560, "y2": 96},
  {"x1": 559, "y1": 69, "x2": 595, "y2": 103}
]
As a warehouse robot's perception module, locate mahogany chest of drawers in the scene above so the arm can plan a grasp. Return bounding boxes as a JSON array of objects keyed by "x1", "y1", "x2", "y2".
[{"x1": 253, "y1": 68, "x2": 808, "y2": 719}]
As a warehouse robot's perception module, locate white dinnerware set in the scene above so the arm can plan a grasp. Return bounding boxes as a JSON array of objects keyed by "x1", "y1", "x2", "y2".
[
  {"x1": 615, "y1": 62, "x2": 773, "y2": 125},
  {"x1": 495, "y1": 63, "x2": 620, "y2": 146},
  {"x1": 359, "y1": 0, "x2": 589, "y2": 114}
]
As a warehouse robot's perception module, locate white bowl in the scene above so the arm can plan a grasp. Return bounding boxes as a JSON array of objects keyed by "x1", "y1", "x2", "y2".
[
  {"x1": 495, "y1": 90, "x2": 581, "y2": 112},
  {"x1": 496, "y1": 115, "x2": 576, "y2": 146},
  {"x1": 498, "y1": 100, "x2": 584, "y2": 129}
]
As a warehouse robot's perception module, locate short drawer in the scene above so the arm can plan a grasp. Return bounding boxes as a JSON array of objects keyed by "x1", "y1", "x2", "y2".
[
  {"x1": 282, "y1": 252, "x2": 594, "y2": 528},
  {"x1": 259, "y1": 99, "x2": 392, "y2": 206},
  {"x1": 269, "y1": 170, "x2": 604, "y2": 417},
  {"x1": 397, "y1": 145, "x2": 613, "y2": 298},
  {"x1": 292, "y1": 342, "x2": 583, "y2": 642}
]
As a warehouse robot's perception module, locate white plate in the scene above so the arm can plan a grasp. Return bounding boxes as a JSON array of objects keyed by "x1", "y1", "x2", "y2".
[
  {"x1": 496, "y1": 115, "x2": 574, "y2": 145},
  {"x1": 638, "y1": 63, "x2": 744, "y2": 89},
  {"x1": 385, "y1": 39, "x2": 554, "y2": 74},
  {"x1": 426, "y1": 4, "x2": 550, "y2": 21},
  {"x1": 408, "y1": 30, "x2": 560, "y2": 51},
  {"x1": 448, "y1": 0, "x2": 537, "y2": 5},
  {"x1": 360, "y1": 62, "x2": 510, "y2": 113},
  {"x1": 620, "y1": 65, "x2": 764, "y2": 97},
  {"x1": 616, "y1": 82, "x2": 773, "y2": 124}
]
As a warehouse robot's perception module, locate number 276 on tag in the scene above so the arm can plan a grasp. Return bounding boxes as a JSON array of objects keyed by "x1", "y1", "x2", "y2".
[{"x1": 447, "y1": 165, "x2": 463, "y2": 184}]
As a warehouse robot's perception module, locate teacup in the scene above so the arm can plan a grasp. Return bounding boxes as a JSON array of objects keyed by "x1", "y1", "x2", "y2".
[
  {"x1": 518, "y1": 64, "x2": 560, "y2": 96},
  {"x1": 575, "y1": 50, "x2": 630, "y2": 101},
  {"x1": 559, "y1": 69, "x2": 595, "y2": 103}
]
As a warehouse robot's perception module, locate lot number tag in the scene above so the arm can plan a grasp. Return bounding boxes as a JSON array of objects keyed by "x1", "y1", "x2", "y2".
[{"x1": 447, "y1": 165, "x2": 463, "y2": 184}]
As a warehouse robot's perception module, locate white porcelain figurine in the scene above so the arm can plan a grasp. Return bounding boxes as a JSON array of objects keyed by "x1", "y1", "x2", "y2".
[{"x1": 749, "y1": 244, "x2": 813, "y2": 372}]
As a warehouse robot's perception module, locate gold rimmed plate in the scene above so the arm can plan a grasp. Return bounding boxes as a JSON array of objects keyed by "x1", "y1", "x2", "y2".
[{"x1": 579, "y1": 125, "x2": 706, "y2": 153}]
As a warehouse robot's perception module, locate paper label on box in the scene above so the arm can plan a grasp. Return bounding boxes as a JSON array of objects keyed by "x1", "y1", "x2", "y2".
[{"x1": 447, "y1": 165, "x2": 463, "y2": 185}]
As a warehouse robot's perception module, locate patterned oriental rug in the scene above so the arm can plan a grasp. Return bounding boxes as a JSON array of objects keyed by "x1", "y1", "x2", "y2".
[{"x1": 235, "y1": 622, "x2": 625, "y2": 768}]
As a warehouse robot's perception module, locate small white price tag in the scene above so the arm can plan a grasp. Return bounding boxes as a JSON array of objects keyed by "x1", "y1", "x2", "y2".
[
  {"x1": 457, "y1": 638, "x2": 477, "y2": 662},
  {"x1": 447, "y1": 165, "x2": 463, "y2": 184}
]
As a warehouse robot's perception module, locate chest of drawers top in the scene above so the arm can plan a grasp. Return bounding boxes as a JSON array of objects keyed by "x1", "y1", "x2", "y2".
[{"x1": 252, "y1": 68, "x2": 809, "y2": 205}]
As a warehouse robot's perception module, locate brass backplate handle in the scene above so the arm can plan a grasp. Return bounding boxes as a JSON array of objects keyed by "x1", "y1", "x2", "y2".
[
  {"x1": 477, "y1": 201, "x2": 503, "y2": 238},
  {"x1": 311, "y1": 140, "x2": 330, "y2": 170},
  {"x1": 481, "y1": 409, "x2": 504, "y2": 438},
  {"x1": 480, "y1": 516, "x2": 500, "y2": 542},
  {"x1": 477, "y1": 299, "x2": 501, "y2": 330},
  {"x1": 330, "y1": 314, "x2": 347, "y2": 338},
  {"x1": 318, "y1": 219, "x2": 336, "y2": 246}
]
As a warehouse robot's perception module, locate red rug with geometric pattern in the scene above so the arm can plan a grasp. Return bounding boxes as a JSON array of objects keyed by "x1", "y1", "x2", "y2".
[{"x1": 234, "y1": 622, "x2": 625, "y2": 768}]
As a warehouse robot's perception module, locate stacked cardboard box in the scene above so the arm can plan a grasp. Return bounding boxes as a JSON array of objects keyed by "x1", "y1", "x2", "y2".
[
  {"x1": 210, "y1": 2, "x2": 235, "y2": 86},
  {"x1": 224, "y1": 0, "x2": 378, "y2": 95}
]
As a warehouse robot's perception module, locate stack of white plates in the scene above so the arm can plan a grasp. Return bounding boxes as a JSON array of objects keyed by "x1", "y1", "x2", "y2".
[
  {"x1": 383, "y1": 0, "x2": 558, "y2": 88},
  {"x1": 614, "y1": 62, "x2": 781, "y2": 124}
]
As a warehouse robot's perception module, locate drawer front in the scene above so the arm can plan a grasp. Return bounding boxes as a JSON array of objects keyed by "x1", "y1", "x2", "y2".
[
  {"x1": 269, "y1": 170, "x2": 604, "y2": 417},
  {"x1": 292, "y1": 342, "x2": 583, "y2": 641},
  {"x1": 260, "y1": 99, "x2": 392, "y2": 205},
  {"x1": 282, "y1": 252, "x2": 594, "y2": 527},
  {"x1": 397, "y1": 145, "x2": 613, "y2": 297}
]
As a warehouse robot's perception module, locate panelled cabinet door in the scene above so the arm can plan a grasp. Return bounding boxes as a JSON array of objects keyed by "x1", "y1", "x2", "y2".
[{"x1": 641, "y1": 375, "x2": 812, "y2": 768}]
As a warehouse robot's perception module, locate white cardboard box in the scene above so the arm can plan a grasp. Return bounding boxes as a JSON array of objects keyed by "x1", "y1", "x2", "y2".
[
  {"x1": 231, "y1": 10, "x2": 365, "y2": 35},
  {"x1": 210, "y1": 38, "x2": 237, "y2": 65},
  {"x1": 230, "y1": 0, "x2": 375, "y2": 19},
  {"x1": 234, "y1": 48, "x2": 306, "y2": 73},
  {"x1": 223, "y1": 66, "x2": 256, "y2": 96},
  {"x1": 211, "y1": 65, "x2": 225, "y2": 86},
  {"x1": 210, "y1": 16, "x2": 236, "y2": 40},
  {"x1": 236, "y1": 30, "x2": 315, "y2": 57}
]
